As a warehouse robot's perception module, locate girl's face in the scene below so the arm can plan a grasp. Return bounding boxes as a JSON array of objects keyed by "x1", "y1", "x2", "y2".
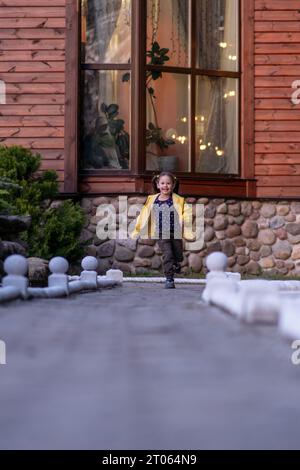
[{"x1": 157, "y1": 175, "x2": 174, "y2": 196}]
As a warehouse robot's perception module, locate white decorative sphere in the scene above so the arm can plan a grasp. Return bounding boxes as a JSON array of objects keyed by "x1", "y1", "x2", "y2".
[
  {"x1": 206, "y1": 252, "x2": 228, "y2": 272},
  {"x1": 4, "y1": 255, "x2": 28, "y2": 276},
  {"x1": 49, "y1": 257, "x2": 69, "y2": 274},
  {"x1": 81, "y1": 256, "x2": 98, "y2": 271}
]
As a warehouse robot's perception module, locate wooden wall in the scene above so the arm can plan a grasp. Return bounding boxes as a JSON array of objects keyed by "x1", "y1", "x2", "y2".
[
  {"x1": 0, "y1": 0, "x2": 65, "y2": 185},
  {"x1": 1, "y1": 1, "x2": 300, "y2": 198},
  {"x1": 254, "y1": 0, "x2": 300, "y2": 198}
]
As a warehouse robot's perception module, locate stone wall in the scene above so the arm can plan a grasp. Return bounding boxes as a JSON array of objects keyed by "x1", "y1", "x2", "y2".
[{"x1": 80, "y1": 196, "x2": 300, "y2": 277}]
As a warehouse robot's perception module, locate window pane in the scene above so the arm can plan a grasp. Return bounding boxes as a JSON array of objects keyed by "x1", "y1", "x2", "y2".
[
  {"x1": 147, "y1": 0, "x2": 190, "y2": 68},
  {"x1": 81, "y1": 70, "x2": 130, "y2": 170},
  {"x1": 146, "y1": 72, "x2": 190, "y2": 172},
  {"x1": 196, "y1": 76, "x2": 238, "y2": 174},
  {"x1": 81, "y1": 0, "x2": 131, "y2": 64},
  {"x1": 196, "y1": 0, "x2": 238, "y2": 71}
]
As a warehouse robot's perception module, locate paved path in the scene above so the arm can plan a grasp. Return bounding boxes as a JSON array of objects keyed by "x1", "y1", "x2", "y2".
[{"x1": 0, "y1": 283, "x2": 299, "y2": 450}]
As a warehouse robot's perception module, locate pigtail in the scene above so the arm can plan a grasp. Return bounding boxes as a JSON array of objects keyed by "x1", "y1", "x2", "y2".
[
  {"x1": 173, "y1": 175, "x2": 180, "y2": 195},
  {"x1": 151, "y1": 174, "x2": 160, "y2": 193}
]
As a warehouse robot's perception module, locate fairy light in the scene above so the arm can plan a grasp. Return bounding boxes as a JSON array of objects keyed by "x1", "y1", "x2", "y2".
[
  {"x1": 216, "y1": 150, "x2": 224, "y2": 157},
  {"x1": 177, "y1": 135, "x2": 187, "y2": 144},
  {"x1": 224, "y1": 91, "x2": 236, "y2": 99},
  {"x1": 181, "y1": 117, "x2": 187, "y2": 123},
  {"x1": 207, "y1": 142, "x2": 211, "y2": 147},
  {"x1": 200, "y1": 116, "x2": 205, "y2": 122},
  {"x1": 200, "y1": 144, "x2": 207, "y2": 150},
  {"x1": 219, "y1": 42, "x2": 227, "y2": 48}
]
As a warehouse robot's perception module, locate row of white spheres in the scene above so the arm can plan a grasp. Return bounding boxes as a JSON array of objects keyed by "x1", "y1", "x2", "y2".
[
  {"x1": 4, "y1": 252, "x2": 227, "y2": 276},
  {"x1": 4, "y1": 255, "x2": 99, "y2": 275}
]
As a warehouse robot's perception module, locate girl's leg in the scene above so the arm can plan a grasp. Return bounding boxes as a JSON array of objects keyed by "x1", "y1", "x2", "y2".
[
  {"x1": 157, "y1": 239, "x2": 175, "y2": 279},
  {"x1": 171, "y1": 239, "x2": 184, "y2": 263}
]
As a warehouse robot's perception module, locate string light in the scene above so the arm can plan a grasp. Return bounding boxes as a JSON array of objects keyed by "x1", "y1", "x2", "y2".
[
  {"x1": 224, "y1": 91, "x2": 236, "y2": 99},
  {"x1": 198, "y1": 142, "x2": 225, "y2": 157},
  {"x1": 181, "y1": 117, "x2": 187, "y2": 123},
  {"x1": 177, "y1": 136, "x2": 187, "y2": 144},
  {"x1": 219, "y1": 42, "x2": 227, "y2": 48}
]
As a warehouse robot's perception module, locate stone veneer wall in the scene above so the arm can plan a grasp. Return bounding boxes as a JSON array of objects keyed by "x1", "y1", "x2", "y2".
[{"x1": 79, "y1": 196, "x2": 300, "y2": 276}]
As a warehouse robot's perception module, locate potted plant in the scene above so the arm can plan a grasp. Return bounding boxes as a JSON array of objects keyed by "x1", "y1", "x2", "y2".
[{"x1": 123, "y1": 41, "x2": 177, "y2": 171}]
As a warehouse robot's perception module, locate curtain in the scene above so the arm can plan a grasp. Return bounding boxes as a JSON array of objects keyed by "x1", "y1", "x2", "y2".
[{"x1": 196, "y1": 0, "x2": 238, "y2": 174}]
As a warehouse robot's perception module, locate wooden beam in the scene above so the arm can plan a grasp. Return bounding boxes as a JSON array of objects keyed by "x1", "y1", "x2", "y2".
[{"x1": 64, "y1": 0, "x2": 79, "y2": 193}]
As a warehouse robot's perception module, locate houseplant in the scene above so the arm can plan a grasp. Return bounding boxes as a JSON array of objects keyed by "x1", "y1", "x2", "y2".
[{"x1": 123, "y1": 41, "x2": 177, "y2": 171}]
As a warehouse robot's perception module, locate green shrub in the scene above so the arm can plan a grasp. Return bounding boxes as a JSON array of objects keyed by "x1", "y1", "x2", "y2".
[
  {"x1": 0, "y1": 145, "x2": 85, "y2": 262},
  {"x1": 28, "y1": 200, "x2": 85, "y2": 261}
]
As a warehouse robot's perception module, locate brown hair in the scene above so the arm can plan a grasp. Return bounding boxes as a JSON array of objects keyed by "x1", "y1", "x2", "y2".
[{"x1": 151, "y1": 172, "x2": 180, "y2": 195}]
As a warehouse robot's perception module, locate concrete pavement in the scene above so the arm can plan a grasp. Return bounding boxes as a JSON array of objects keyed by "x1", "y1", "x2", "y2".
[{"x1": 0, "y1": 283, "x2": 299, "y2": 449}]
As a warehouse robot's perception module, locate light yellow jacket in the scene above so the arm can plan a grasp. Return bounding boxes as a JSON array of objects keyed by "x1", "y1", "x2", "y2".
[{"x1": 130, "y1": 193, "x2": 194, "y2": 240}]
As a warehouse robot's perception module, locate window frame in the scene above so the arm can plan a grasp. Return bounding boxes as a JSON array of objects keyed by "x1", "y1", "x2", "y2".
[{"x1": 64, "y1": 0, "x2": 255, "y2": 196}]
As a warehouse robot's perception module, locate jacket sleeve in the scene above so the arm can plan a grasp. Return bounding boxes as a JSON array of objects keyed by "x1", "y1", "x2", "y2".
[
  {"x1": 130, "y1": 197, "x2": 150, "y2": 239},
  {"x1": 183, "y1": 200, "x2": 195, "y2": 241}
]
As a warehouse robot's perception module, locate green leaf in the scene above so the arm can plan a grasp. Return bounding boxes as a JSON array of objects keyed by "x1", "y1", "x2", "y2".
[
  {"x1": 122, "y1": 72, "x2": 130, "y2": 82},
  {"x1": 152, "y1": 41, "x2": 160, "y2": 52},
  {"x1": 107, "y1": 103, "x2": 119, "y2": 119},
  {"x1": 151, "y1": 70, "x2": 162, "y2": 80}
]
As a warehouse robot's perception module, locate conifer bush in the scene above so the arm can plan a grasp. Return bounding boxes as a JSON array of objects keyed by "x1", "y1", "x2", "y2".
[{"x1": 0, "y1": 145, "x2": 85, "y2": 262}]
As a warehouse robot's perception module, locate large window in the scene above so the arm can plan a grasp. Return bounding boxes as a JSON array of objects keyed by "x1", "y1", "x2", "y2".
[
  {"x1": 80, "y1": 0, "x2": 239, "y2": 175},
  {"x1": 81, "y1": 0, "x2": 132, "y2": 170}
]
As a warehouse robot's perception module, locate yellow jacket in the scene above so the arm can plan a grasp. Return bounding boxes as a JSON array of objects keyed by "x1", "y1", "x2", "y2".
[{"x1": 130, "y1": 193, "x2": 194, "y2": 240}]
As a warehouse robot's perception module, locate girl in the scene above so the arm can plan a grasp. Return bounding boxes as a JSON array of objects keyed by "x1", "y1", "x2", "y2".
[{"x1": 131, "y1": 172, "x2": 194, "y2": 289}]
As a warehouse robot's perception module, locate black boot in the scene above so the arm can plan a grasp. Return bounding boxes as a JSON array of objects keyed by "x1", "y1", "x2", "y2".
[{"x1": 165, "y1": 277, "x2": 175, "y2": 289}]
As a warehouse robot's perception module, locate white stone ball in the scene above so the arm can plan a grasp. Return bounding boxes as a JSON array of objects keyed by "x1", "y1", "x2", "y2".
[
  {"x1": 81, "y1": 256, "x2": 98, "y2": 271},
  {"x1": 4, "y1": 255, "x2": 28, "y2": 276},
  {"x1": 49, "y1": 257, "x2": 69, "y2": 274},
  {"x1": 206, "y1": 252, "x2": 228, "y2": 272}
]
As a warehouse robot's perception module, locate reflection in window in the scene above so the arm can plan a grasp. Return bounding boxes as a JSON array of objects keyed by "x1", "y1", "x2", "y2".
[
  {"x1": 81, "y1": 0, "x2": 131, "y2": 64},
  {"x1": 196, "y1": 0, "x2": 239, "y2": 71},
  {"x1": 196, "y1": 76, "x2": 238, "y2": 174},
  {"x1": 147, "y1": 0, "x2": 190, "y2": 67},
  {"x1": 146, "y1": 73, "x2": 190, "y2": 172},
  {"x1": 81, "y1": 70, "x2": 130, "y2": 170}
]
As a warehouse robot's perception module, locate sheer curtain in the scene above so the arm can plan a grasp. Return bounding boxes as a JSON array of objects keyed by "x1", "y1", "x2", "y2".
[{"x1": 196, "y1": 0, "x2": 238, "y2": 174}]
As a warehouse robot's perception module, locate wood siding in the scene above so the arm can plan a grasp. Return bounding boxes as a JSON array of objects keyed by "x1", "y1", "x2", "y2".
[
  {"x1": 1, "y1": 1, "x2": 300, "y2": 198},
  {"x1": 0, "y1": 0, "x2": 65, "y2": 185},
  {"x1": 255, "y1": 0, "x2": 300, "y2": 198}
]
